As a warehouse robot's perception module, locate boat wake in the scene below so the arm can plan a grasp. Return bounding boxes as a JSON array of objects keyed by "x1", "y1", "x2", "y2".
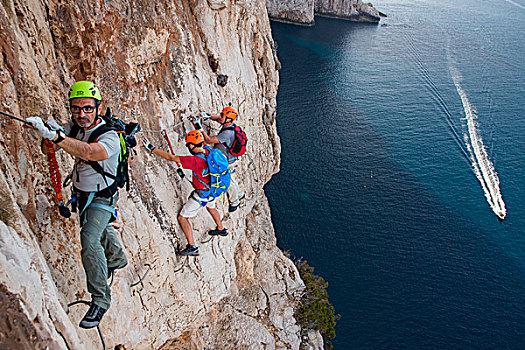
[
  {"x1": 504, "y1": 0, "x2": 525, "y2": 10},
  {"x1": 450, "y1": 68, "x2": 506, "y2": 219},
  {"x1": 402, "y1": 31, "x2": 506, "y2": 219},
  {"x1": 401, "y1": 33, "x2": 471, "y2": 165}
]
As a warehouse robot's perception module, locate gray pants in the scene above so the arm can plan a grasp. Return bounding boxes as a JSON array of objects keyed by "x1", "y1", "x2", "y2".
[
  {"x1": 80, "y1": 192, "x2": 127, "y2": 309},
  {"x1": 227, "y1": 163, "x2": 245, "y2": 206}
]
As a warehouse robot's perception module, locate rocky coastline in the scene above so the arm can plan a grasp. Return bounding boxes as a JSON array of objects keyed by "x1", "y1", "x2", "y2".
[{"x1": 266, "y1": 0, "x2": 384, "y2": 25}]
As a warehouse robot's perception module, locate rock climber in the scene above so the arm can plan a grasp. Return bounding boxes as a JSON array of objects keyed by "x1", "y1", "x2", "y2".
[
  {"x1": 142, "y1": 130, "x2": 228, "y2": 256},
  {"x1": 26, "y1": 81, "x2": 128, "y2": 329},
  {"x1": 194, "y1": 106, "x2": 245, "y2": 212}
]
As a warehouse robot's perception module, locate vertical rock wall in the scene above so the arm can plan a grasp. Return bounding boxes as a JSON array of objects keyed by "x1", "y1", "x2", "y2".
[{"x1": 0, "y1": 0, "x2": 316, "y2": 349}]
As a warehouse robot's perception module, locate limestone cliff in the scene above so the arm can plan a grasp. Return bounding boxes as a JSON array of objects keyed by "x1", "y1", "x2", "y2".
[
  {"x1": 264, "y1": 0, "x2": 314, "y2": 25},
  {"x1": 266, "y1": 0, "x2": 382, "y2": 25},
  {"x1": 0, "y1": 0, "x2": 320, "y2": 349}
]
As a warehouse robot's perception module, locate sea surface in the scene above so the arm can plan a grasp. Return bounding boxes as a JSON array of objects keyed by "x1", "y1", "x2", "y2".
[{"x1": 265, "y1": 0, "x2": 525, "y2": 348}]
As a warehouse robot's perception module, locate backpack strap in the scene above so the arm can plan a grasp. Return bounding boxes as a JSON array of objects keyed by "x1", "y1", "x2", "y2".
[
  {"x1": 192, "y1": 147, "x2": 211, "y2": 195},
  {"x1": 218, "y1": 125, "x2": 240, "y2": 161},
  {"x1": 85, "y1": 125, "x2": 119, "y2": 182},
  {"x1": 70, "y1": 122, "x2": 119, "y2": 186}
]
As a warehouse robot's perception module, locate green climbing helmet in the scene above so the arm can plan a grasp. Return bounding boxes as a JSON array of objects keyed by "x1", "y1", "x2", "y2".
[{"x1": 68, "y1": 81, "x2": 102, "y2": 102}]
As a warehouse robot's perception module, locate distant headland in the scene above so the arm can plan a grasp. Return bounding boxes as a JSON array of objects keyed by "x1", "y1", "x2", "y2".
[{"x1": 266, "y1": 0, "x2": 387, "y2": 26}]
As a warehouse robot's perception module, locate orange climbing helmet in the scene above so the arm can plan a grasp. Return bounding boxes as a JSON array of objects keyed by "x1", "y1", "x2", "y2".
[
  {"x1": 186, "y1": 130, "x2": 204, "y2": 146},
  {"x1": 221, "y1": 106, "x2": 238, "y2": 121}
]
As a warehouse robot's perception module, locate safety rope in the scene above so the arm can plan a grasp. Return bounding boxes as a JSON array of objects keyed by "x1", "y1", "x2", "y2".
[
  {"x1": 43, "y1": 140, "x2": 71, "y2": 218},
  {"x1": 161, "y1": 128, "x2": 188, "y2": 181},
  {"x1": 139, "y1": 129, "x2": 163, "y2": 133},
  {"x1": 139, "y1": 114, "x2": 210, "y2": 135},
  {"x1": 161, "y1": 129, "x2": 175, "y2": 154}
]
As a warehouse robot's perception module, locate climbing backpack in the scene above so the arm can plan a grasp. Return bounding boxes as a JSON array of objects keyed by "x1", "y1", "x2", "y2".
[
  {"x1": 68, "y1": 107, "x2": 141, "y2": 194},
  {"x1": 194, "y1": 145, "x2": 231, "y2": 200},
  {"x1": 223, "y1": 124, "x2": 247, "y2": 157}
]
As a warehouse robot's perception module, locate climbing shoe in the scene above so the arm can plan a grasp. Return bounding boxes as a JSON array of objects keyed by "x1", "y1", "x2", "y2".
[
  {"x1": 107, "y1": 261, "x2": 128, "y2": 279},
  {"x1": 177, "y1": 244, "x2": 199, "y2": 256},
  {"x1": 208, "y1": 228, "x2": 228, "y2": 236},
  {"x1": 79, "y1": 303, "x2": 106, "y2": 329},
  {"x1": 228, "y1": 194, "x2": 246, "y2": 212}
]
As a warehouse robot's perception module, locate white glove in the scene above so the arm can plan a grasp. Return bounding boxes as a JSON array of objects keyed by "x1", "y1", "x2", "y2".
[
  {"x1": 199, "y1": 112, "x2": 211, "y2": 120},
  {"x1": 192, "y1": 117, "x2": 203, "y2": 130},
  {"x1": 26, "y1": 117, "x2": 57, "y2": 140},
  {"x1": 142, "y1": 138, "x2": 155, "y2": 152},
  {"x1": 45, "y1": 119, "x2": 65, "y2": 132}
]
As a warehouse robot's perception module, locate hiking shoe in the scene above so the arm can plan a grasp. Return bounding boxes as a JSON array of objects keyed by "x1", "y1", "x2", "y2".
[
  {"x1": 177, "y1": 244, "x2": 199, "y2": 256},
  {"x1": 79, "y1": 303, "x2": 106, "y2": 329},
  {"x1": 228, "y1": 194, "x2": 246, "y2": 212},
  {"x1": 107, "y1": 261, "x2": 128, "y2": 279},
  {"x1": 208, "y1": 228, "x2": 228, "y2": 236}
]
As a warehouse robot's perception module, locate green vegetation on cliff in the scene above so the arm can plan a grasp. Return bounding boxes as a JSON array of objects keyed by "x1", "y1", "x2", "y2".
[{"x1": 294, "y1": 259, "x2": 340, "y2": 349}]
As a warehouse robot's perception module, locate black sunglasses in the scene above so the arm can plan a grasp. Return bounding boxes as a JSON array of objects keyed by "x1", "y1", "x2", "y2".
[
  {"x1": 186, "y1": 142, "x2": 203, "y2": 148},
  {"x1": 70, "y1": 105, "x2": 96, "y2": 114}
]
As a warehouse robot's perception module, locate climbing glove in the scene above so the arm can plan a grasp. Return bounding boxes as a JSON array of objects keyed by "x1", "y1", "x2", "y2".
[
  {"x1": 192, "y1": 117, "x2": 203, "y2": 130},
  {"x1": 45, "y1": 119, "x2": 65, "y2": 133},
  {"x1": 142, "y1": 138, "x2": 155, "y2": 152},
  {"x1": 26, "y1": 117, "x2": 57, "y2": 140}
]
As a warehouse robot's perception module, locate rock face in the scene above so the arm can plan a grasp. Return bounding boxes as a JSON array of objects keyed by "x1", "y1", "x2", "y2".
[
  {"x1": 265, "y1": 0, "x2": 315, "y2": 25},
  {"x1": 315, "y1": 0, "x2": 381, "y2": 22},
  {"x1": 0, "y1": 0, "x2": 321, "y2": 349},
  {"x1": 266, "y1": 0, "x2": 381, "y2": 25}
]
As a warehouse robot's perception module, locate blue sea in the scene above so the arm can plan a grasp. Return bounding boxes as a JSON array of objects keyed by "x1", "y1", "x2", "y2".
[{"x1": 265, "y1": 0, "x2": 525, "y2": 348}]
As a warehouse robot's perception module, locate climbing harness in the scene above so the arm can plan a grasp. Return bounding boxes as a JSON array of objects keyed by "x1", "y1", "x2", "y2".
[{"x1": 76, "y1": 191, "x2": 117, "y2": 219}]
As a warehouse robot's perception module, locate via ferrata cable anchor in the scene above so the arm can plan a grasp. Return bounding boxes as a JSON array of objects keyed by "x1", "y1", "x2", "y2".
[{"x1": 130, "y1": 263, "x2": 152, "y2": 288}]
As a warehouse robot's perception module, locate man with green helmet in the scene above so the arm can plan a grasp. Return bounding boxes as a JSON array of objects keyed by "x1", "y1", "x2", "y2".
[{"x1": 26, "y1": 81, "x2": 127, "y2": 329}]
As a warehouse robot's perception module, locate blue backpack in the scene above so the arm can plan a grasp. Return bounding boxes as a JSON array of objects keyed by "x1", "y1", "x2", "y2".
[{"x1": 194, "y1": 145, "x2": 231, "y2": 200}]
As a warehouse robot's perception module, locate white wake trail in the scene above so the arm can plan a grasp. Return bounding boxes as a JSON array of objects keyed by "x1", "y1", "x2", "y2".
[
  {"x1": 504, "y1": 0, "x2": 525, "y2": 10},
  {"x1": 451, "y1": 70, "x2": 506, "y2": 219}
]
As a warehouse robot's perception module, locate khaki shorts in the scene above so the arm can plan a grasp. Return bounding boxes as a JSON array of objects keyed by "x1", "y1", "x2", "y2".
[{"x1": 180, "y1": 193, "x2": 216, "y2": 218}]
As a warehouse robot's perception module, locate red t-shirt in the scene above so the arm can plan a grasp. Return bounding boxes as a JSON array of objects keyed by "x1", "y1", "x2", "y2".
[{"x1": 179, "y1": 155, "x2": 210, "y2": 190}]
